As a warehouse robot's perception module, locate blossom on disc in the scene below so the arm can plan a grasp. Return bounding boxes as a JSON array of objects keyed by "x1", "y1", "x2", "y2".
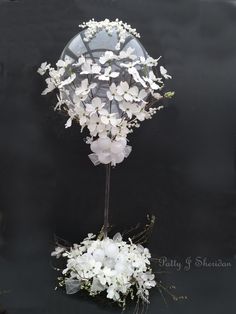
[
  {"x1": 75, "y1": 78, "x2": 96, "y2": 101},
  {"x1": 143, "y1": 71, "x2": 161, "y2": 90},
  {"x1": 118, "y1": 47, "x2": 137, "y2": 60},
  {"x1": 100, "y1": 110, "x2": 120, "y2": 126},
  {"x1": 160, "y1": 66, "x2": 172, "y2": 79},
  {"x1": 117, "y1": 81, "x2": 140, "y2": 102},
  {"x1": 107, "y1": 83, "x2": 123, "y2": 102},
  {"x1": 56, "y1": 58, "x2": 72, "y2": 68},
  {"x1": 85, "y1": 97, "x2": 105, "y2": 116},
  {"x1": 87, "y1": 113, "x2": 106, "y2": 136},
  {"x1": 97, "y1": 66, "x2": 119, "y2": 81},
  {"x1": 140, "y1": 56, "x2": 161, "y2": 67},
  {"x1": 119, "y1": 101, "x2": 139, "y2": 119},
  {"x1": 58, "y1": 73, "x2": 76, "y2": 88},
  {"x1": 127, "y1": 67, "x2": 148, "y2": 88},
  {"x1": 99, "y1": 51, "x2": 118, "y2": 64},
  {"x1": 73, "y1": 55, "x2": 86, "y2": 67},
  {"x1": 81, "y1": 59, "x2": 101, "y2": 75}
]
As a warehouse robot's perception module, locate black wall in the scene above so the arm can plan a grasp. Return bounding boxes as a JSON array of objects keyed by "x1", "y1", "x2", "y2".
[{"x1": 0, "y1": 0, "x2": 235, "y2": 313}]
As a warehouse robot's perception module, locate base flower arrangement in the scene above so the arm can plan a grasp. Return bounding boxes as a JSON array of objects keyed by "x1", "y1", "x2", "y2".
[{"x1": 52, "y1": 232, "x2": 156, "y2": 308}]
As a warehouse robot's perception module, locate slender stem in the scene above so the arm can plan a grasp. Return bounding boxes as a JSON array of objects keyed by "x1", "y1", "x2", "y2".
[{"x1": 103, "y1": 163, "x2": 111, "y2": 238}]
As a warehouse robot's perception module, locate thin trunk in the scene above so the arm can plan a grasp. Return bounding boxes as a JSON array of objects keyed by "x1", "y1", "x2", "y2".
[{"x1": 103, "y1": 163, "x2": 111, "y2": 238}]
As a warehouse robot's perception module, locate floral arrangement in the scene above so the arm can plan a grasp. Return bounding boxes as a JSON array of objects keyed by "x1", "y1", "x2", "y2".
[
  {"x1": 38, "y1": 18, "x2": 174, "y2": 166},
  {"x1": 52, "y1": 232, "x2": 156, "y2": 308},
  {"x1": 39, "y1": 19, "x2": 178, "y2": 311}
]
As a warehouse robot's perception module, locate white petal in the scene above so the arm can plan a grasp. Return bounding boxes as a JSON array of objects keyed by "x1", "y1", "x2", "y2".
[
  {"x1": 91, "y1": 140, "x2": 100, "y2": 153},
  {"x1": 65, "y1": 117, "x2": 72, "y2": 128},
  {"x1": 98, "y1": 152, "x2": 111, "y2": 164},
  {"x1": 101, "y1": 116, "x2": 109, "y2": 125},
  {"x1": 97, "y1": 137, "x2": 111, "y2": 150},
  {"x1": 111, "y1": 152, "x2": 124, "y2": 165},
  {"x1": 110, "y1": 71, "x2": 119, "y2": 78},
  {"x1": 110, "y1": 141, "x2": 123, "y2": 154}
]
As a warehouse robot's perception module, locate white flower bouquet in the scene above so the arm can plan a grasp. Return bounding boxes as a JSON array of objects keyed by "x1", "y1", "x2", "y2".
[{"x1": 52, "y1": 232, "x2": 156, "y2": 309}]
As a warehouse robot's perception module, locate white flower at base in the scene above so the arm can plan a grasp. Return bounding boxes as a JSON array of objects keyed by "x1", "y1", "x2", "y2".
[{"x1": 52, "y1": 233, "x2": 156, "y2": 308}]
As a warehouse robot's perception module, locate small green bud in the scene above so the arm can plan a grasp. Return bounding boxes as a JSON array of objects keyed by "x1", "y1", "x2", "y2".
[{"x1": 164, "y1": 91, "x2": 175, "y2": 99}]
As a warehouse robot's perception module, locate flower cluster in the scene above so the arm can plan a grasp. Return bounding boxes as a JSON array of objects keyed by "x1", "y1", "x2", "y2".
[
  {"x1": 52, "y1": 233, "x2": 156, "y2": 308},
  {"x1": 79, "y1": 18, "x2": 140, "y2": 50},
  {"x1": 38, "y1": 19, "x2": 173, "y2": 166}
]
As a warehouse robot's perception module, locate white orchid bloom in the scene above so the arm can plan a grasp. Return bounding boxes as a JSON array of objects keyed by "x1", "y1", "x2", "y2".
[{"x1": 160, "y1": 66, "x2": 172, "y2": 79}]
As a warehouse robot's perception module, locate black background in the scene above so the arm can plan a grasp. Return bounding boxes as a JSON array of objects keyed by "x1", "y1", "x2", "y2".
[{"x1": 0, "y1": 0, "x2": 236, "y2": 313}]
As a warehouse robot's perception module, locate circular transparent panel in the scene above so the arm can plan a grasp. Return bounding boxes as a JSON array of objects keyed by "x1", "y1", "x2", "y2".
[{"x1": 60, "y1": 29, "x2": 151, "y2": 116}]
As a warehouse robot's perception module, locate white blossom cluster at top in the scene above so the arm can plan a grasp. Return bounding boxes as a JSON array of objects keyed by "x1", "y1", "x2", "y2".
[
  {"x1": 79, "y1": 18, "x2": 140, "y2": 50},
  {"x1": 38, "y1": 19, "x2": 173, "y2": 166},
  {"x1": 52, "y1": 233, "x2": 156, "y2": 308}
]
